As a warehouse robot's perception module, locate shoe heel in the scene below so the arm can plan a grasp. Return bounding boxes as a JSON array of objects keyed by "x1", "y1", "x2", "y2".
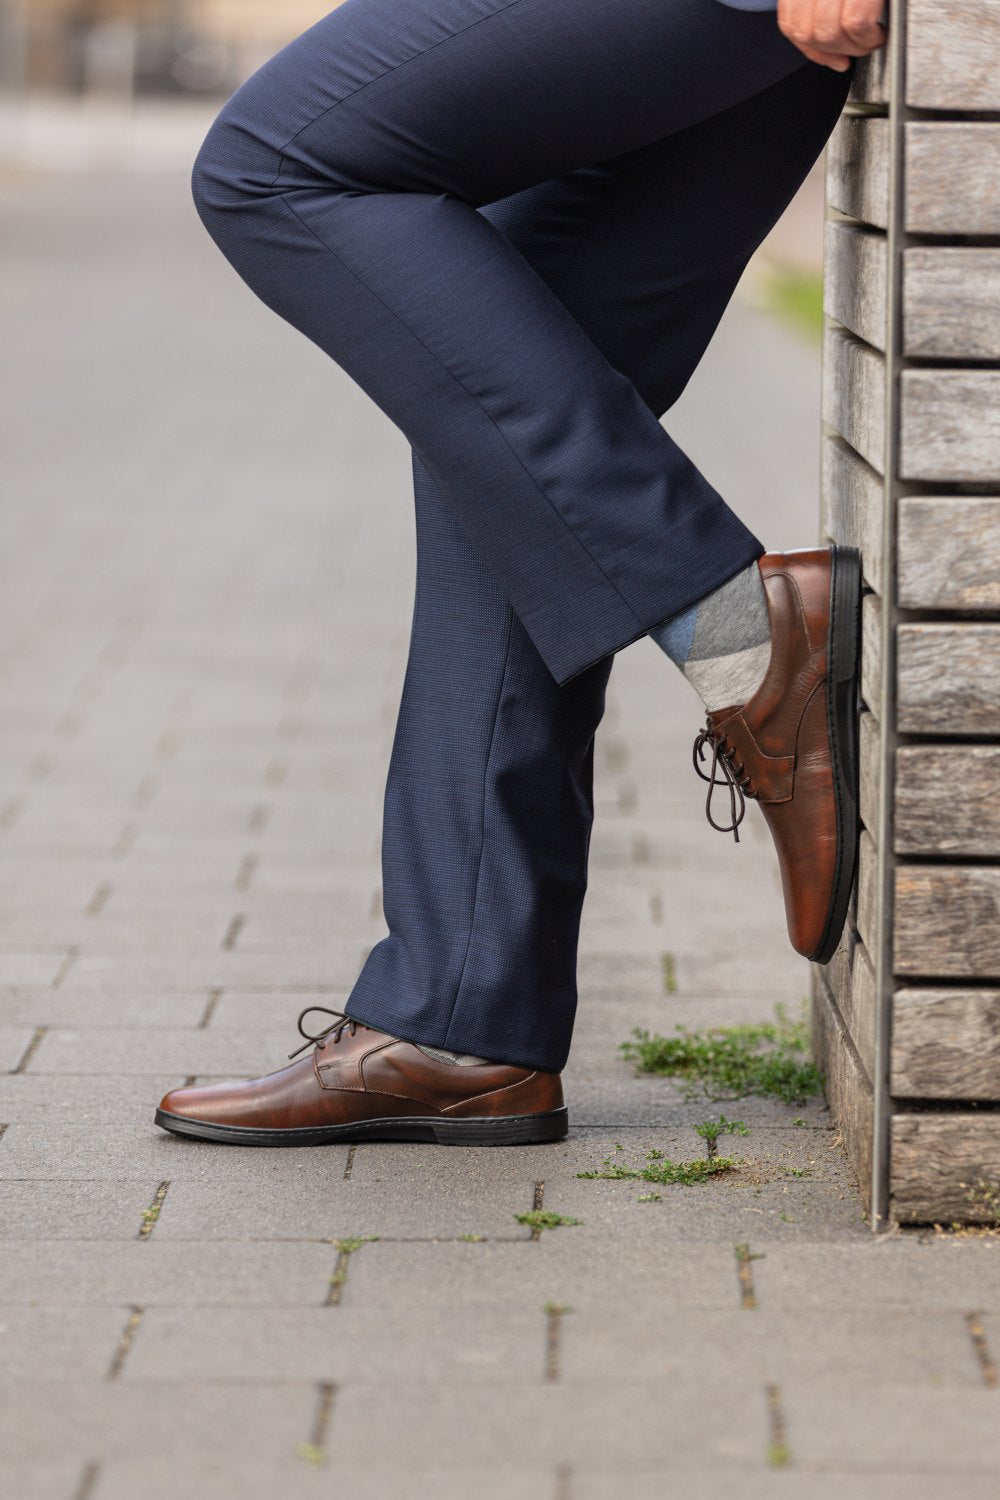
[
  {"x1": 813, "y1": 545, "x2": 863, "y2": 964},
  {"x1": 830, "y1": 545, "x2": 862, "y2": 685},
  {"x1": 431, "y1": 1108, "x2": 569, "y2": 1147}
]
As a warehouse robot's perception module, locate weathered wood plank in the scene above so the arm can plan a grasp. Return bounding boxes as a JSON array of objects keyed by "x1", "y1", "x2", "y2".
[
  {"x1": 904, "y1": 248, "x2": 1000, "y2": 360},
  {"x1": 906, "y1": 123, "x2": 1000, "y2": 235},
  {"x1": 820, "y1": 929, "x2": 878, "y2": 1080},
  {"x1": 901, "y1": 370, "x2": 1000, "y2": 484},
  {"x1": 849, "y1": 47, "x2": 890, "y2": 108},
  {"x1": 821, "y1": 437, "x2": 883, "y2": 596},
  {"x1": 861, "y1": 592, "x2": 881, "y2": 720},
  {"x1": 824, "y1": 221, "x2": 887, "y2": 351},
  {"x1": 895, "y1": 865, "x2": 1000, "y2": 979},
  {"x1": 892, "y1": 989, "x2": 1000, "y2": 1100},
  {"x1": 898, "y1": 497, "x2": 1000, "y2": 611},
  {"x1": 856, "y1": 829, "x2": 878, "y2": 957},
  {"x1": 823, "y1": 329, "x2": 885, "y2": 476},
  {"x1": 812, "y1": 970, "x2": 873, "y2": 1211},
  {"x1": 891, "y1": 1114, "x2": 1000, "y2": 1224},
  {"x1": 896, "y1": 745, "x2": 1000, "y2": 857},
  {"x1": 897, "y1": 624, "x2": 1000, "y2": 735},
  {"x1": 827, "y1": 115, "x2": 889, "y2": 229},
  {"x1": 906, "y1": 0, "x2": 1000, "y2": 111},
  {"x1": 859, "y1": 708, "x2": 878, "y2": 838}
]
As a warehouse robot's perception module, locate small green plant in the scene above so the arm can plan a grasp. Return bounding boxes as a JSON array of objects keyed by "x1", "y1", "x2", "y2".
[
  {"x1": 620, "y1": 1002, "x2": 822, "y2": 1106},
  {"x1": 767, "y1": 1442, "x2": 791, "y2": 1469},
  {"x1": 543, "y1": 1301, "x2": 573, "y2": 1315},
  {"x1": 694, "y1": 1115, "x2": 750, "y2": 1154},
  {"x1": 790, "y1": 1117, "x2": 806, "y2": 1128},
  {"x1": 459, "y1": 1233, "x2": 487, "y2": 1243},
  {"x1": 295, "y1": 1443, "x2": 325, "y2": 1468},
  {"x1": 140, "y1": 1206, "x2": 161, "y2": 1228},
  {"x1": 785, "y1": 1167, "x2": 811, "y2": 1179},
  {"x1": 637, "y1": 1192, "x2": 662, "y2": 1203},
  {"x1": 515, "y1": 1210, "x2": 582, "y2": 1232},
  {"x1": 578, "y1": 1148, "x2": 737, "y2": 1187},
  {"x1": 333, "y1": 1236, "x2": 378, "y2": 1254}
]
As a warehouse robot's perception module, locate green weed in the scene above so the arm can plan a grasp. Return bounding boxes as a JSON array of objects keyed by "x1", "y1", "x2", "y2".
[
  {"x1": 620, "y1": 1002, "x2": 822, "y2": 1106},
  {"x1": 515, "y1": 1210, "x2": 582, "y2": 1232}
]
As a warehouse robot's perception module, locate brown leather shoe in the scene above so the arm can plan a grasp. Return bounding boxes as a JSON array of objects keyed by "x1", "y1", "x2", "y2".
[
  {"x1": 691, "y1": 545, "x2": 862, "y2": 965},
  {"x1": 154, "y1": 1008, "x2": 567, "y2": 1146}
]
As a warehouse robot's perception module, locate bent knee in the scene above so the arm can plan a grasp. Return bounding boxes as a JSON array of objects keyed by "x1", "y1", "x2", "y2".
[{"x1": 190, "y1": 106, "x2": 283, "y2": 230}]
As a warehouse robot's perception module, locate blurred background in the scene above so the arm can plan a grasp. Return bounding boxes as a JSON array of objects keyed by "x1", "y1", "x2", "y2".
[{"x1": 0, "y1": 0, "x2": 330, "y2": 171}]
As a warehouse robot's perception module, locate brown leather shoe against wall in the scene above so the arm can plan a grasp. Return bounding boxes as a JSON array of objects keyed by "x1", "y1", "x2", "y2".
[
  {"x1": 691, "y1": 546, "x2": 862, "y2": 965},
  {"x1": 154, "y1": 1009, "x2": 567, "y2": 1147}
]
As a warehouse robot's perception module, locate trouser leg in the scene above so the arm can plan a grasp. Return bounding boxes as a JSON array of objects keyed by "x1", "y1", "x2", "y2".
[
  {"x1": 190, "y1": 0, "x2": 851, "y2": 685},
  {"x1": 343, "y1": 62, "x2": 852, "y2": 1070}
]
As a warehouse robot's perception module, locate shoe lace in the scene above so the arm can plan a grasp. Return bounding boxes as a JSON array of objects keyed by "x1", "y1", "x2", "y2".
[
  {"x1": 287, "y1": 1006, "x2": 359, "y2": 1060},
  {"x1": 691, "y1": 719, "x2": 758, "y2": 843}
]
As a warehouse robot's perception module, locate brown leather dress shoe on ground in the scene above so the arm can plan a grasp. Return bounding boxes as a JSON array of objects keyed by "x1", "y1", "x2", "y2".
[
  {"x1": 692, "y1": 545, "x2": 862, "y2": 965},
  {"x1": 154, "y1": 1009, "x2": 568, "y2": 1146}
]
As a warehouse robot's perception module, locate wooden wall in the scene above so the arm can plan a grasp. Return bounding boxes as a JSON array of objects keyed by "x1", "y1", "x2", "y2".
[{"x1": 813, "y1": 0, "x2": 1000, "y2": 1226}]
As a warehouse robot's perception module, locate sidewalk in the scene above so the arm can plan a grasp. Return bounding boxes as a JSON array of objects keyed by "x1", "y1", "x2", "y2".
[{"x1": 1, "y1": 168, "x2": 998, "y2": 1500}]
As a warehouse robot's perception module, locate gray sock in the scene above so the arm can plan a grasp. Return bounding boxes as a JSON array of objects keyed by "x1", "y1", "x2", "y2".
[
  {"x1": 648, "y1": 559, "x2": 771, "y2": 712},
  {"x1": 416, "y1": 1044, "x2": 493, "y2": 1066}
]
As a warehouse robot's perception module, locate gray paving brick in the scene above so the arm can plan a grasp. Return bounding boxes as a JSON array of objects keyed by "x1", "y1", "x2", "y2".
[
  {"x1": 751, "y1": 1239, "x2": 1000, "y2": 1312},
  {"x1": 0, "y1": 1381, "x2": 317, "y2": 1465},
  {"x1": 558, "y1": 1307, "x2": 981, "y2": 1387},
  {"x1": 572, "y1": 1476, "x2": 1000, "y2": 1500},
  {"x1": 0, "y1": 1241, "x2": 336, "y2": 1307},
  {"x1": 784, "y1": 1384, "x2": 1000, "y2": 1471},
  {"x1": 26, "y1": 1026, "x2": 298, "y2": 1076},
  {"x1": 328, "y1": 1381, "x2": 767, "y2": 1470},
  {"x1": 0, "y1": 1073, "x2": 179, "y2": 1121},
  {"x1": 0, "y1": 1306, "x2": 128, "y2": 1382},
  {"x1": 346, "y1": 1238, "x2": 741, "y2": 1312},
  {"x1": 0, "y1": 1180, "x2": 162, "y2": 1240},
  {"x1": 92, "y1": 1462, "x2": 541, "y2": 1500},
  {"x1": 0, "y1": 954, "x2": 68, "y2": 986}
]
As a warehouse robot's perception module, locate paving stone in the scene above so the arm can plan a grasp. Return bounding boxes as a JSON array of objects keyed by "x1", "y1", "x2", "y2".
[
  {"x1": 93, "y1": 1462, "x2": 542, "y2": 1500},
  {"x1": 0, "y1": 1306, "x2": 129, "y2": 1382},
  {"x1": 0, "y1": 1241, "x2": 336, "y2": 1308},
  {"x1": 26, "y1": 1026, "x2": 299, "y2": 1076},
  {"x1": 0, "y1": 1380, "x2": 317, "y2": 1465},
  {"x1": 751, "y1": 1239, "x2": 1000, "y2": 1312},
  {"x1": 0, "y1": 1463, "x2": 88, "y2": 1500},
  {"x1": 0, "y1": 1026, "x2": 40, "y2": 1073},
  {"x1": 0, "y1": 954, "x2": 68, "y2": 986},
  {"x1": 0, "y1": 1073, "x2": 179, "y2": 1121},
  {"x1": 157, "y1": 1170, "x2": 529, "y2": 1242},
  {"x1": 328, "y1": 1381, "x2": 767, "y2": 1469},
  {"x1": 558, "y1": 1306, "x2": 981, "y2": 1387},
  {"x1": 1, "y1": 989, "x2": 210, "y2": 1029},
  {"x1": 0, "y1": 1180, "x2": 163, "y2": 1240},
  {"x1": 346, "y1": 1238, "x2": 742, "y2": 1312},
  {"x1": 572, "y1": 1475, "x2": 1000, "y2": 1500},
  {"x1": 784, "y1": 1384, "x2": 1000, "y2": 1471}
]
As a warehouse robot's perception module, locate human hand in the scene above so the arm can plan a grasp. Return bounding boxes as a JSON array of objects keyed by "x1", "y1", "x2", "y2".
[{"x1": 777, "y1": 0, "x2": 888, "y2": 72}]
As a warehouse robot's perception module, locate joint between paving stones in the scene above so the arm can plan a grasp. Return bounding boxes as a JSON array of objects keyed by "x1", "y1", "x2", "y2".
[
  {"x1": 107, "y1": 1305, "x2": 144, "y2": 1381},
  {"x1": 966, "y1": 1311, "x2": 998, "y2": 1388}
]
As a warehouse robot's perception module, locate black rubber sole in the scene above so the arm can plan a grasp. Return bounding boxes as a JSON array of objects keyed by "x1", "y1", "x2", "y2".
[
  {"x1": 154, "y1": 1105, "x2": 569, "y2": 1147},
  {"x1": 809, "y1": 543, "x2": 862, "y2": 966}
]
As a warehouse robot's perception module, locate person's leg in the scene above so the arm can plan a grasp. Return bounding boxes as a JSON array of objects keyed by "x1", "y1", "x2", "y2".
[
  {"x1": 189, "y1": 0, "x2": 842, "y2": 687},
  {"x1": 345, "y1": 60, "x2": 854, "y2": 1070}
]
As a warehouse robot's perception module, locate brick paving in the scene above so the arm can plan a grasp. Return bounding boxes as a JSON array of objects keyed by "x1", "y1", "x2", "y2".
[{"x1": 1, "y1": 164, "x2": 998, "y2": 1500}]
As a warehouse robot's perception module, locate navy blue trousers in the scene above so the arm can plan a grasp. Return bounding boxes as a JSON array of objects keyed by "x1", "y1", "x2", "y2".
[{"x1": 191, "y1": 0, "x2": 853, "y2": 1070}]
